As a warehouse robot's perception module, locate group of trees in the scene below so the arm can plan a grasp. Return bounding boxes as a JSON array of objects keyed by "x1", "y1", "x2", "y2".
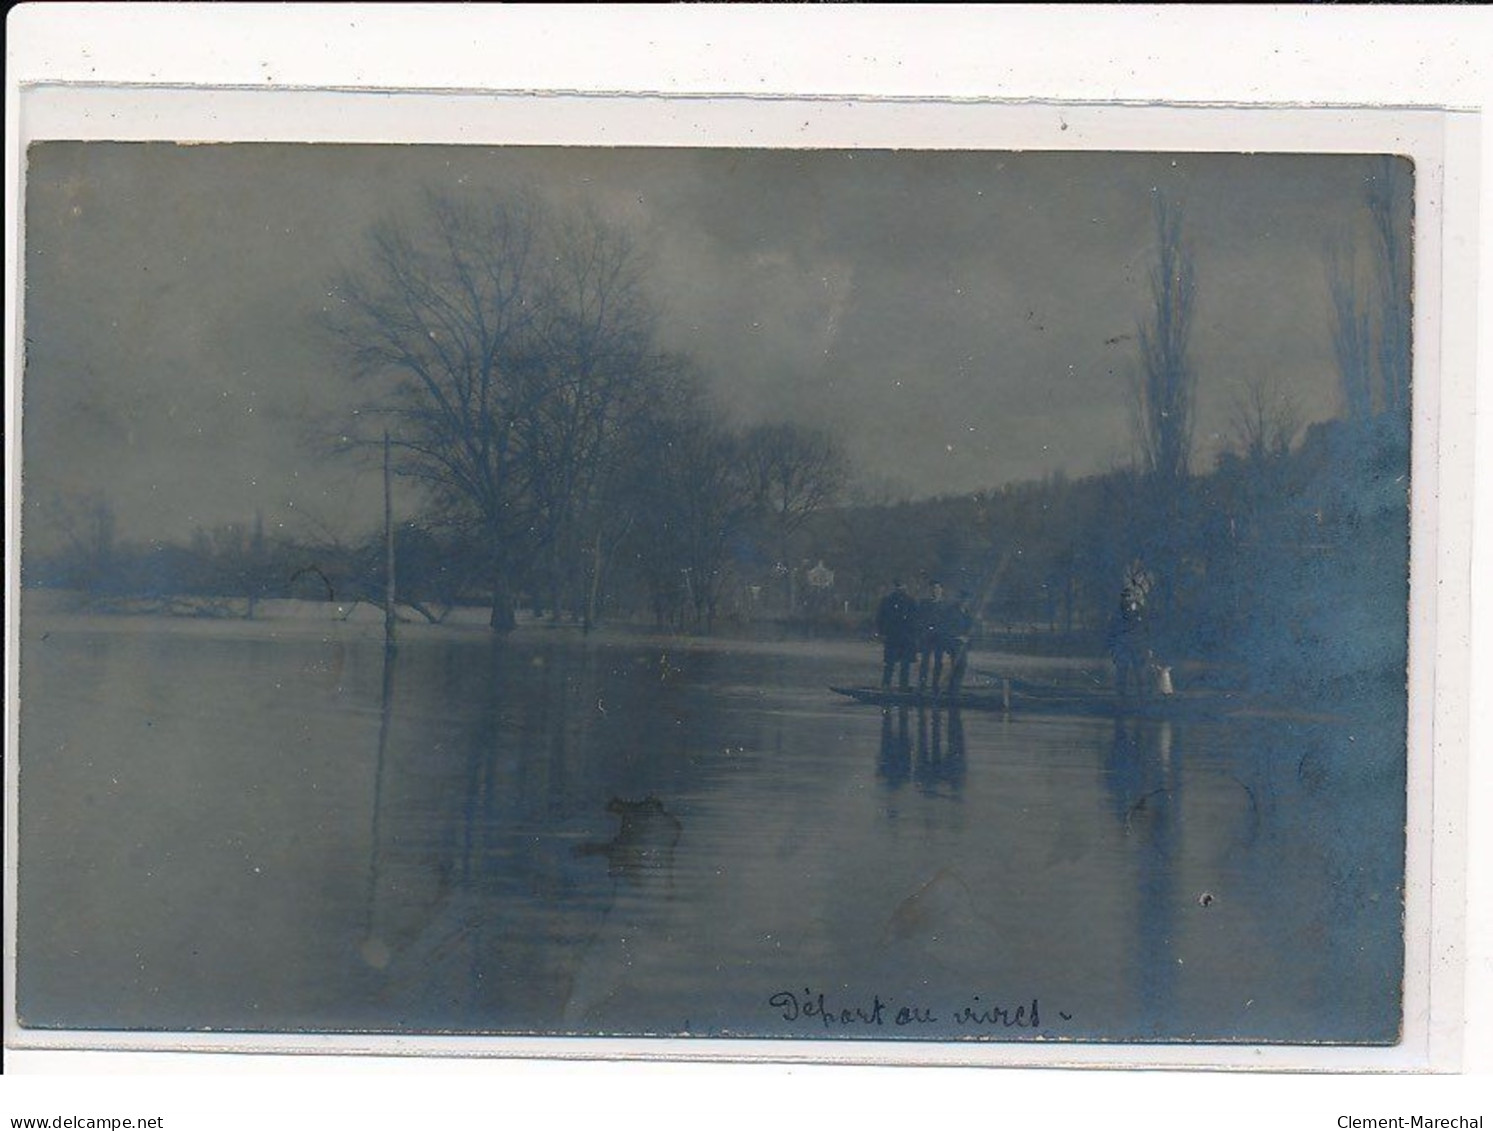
[
  {"x1": 1103, "y1": 166, "x2": 1411, "y2": 693},
  {"x1": 327, "y1": 191, "x2": 661, "y2": 630},
  {"x1": 26, "y1": 499, "x2": 382, "y2": 614},
  {"x1": 24, "y1": 406, "x2": 852, "y2": 634},
  {"x1": 324, "y1": 189, "x2": 848, "y2": 634},
  {"x1": 1326, "y1": 158, "x2": 1413, "y2": 424},
  {"x1": 28, "y1": 165, "x2": 1412, "y2": 699}
]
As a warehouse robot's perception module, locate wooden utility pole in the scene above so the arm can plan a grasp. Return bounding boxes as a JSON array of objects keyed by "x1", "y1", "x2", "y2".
[{"x1": 384, "y1": 429, "x2": 396, "y2": 648}]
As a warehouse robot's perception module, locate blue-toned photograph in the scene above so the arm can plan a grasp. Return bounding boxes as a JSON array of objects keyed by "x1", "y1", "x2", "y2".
[{"x1": 15, "y1": 144, "x2": 1409, "y2": 1045}]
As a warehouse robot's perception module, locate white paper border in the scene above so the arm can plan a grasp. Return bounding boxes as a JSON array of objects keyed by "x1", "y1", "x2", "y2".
[{"x1": 3, "y1": 4, "x2": 1485, "y2": 1091}]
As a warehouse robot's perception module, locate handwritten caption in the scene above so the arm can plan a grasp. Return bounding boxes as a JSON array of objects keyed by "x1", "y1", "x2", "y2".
[{"x1": 768, "y1": 987, "x2": 1072, "y2": 1031}]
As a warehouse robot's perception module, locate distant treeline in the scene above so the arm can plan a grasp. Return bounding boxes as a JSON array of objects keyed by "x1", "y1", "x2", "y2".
[
  {"x1": 26, "y1": 170, "x2": 1412, "y2": 709},
  {"x1": 26, "y1": 407, "x2": 1409, "y2": 700}
]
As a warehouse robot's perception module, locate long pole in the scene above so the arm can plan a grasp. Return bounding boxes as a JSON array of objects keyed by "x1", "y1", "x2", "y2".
[{"x1": 384, "y1": 429, "x2": 396, "y2": 648}]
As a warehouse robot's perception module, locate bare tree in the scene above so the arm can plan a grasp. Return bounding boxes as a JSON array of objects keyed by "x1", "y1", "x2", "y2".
[
  {"x1": 36, "y1": 491, "x2": 118, "y2": 594},
  {"x1": 576, "y1": 354, "x2": 704, "y2": 629},
  {"x1": 1123, "y1": 195, "x2": 1199, "y2": 625},
  {"x1": 330, "y1": 188, "x2": 680, "y2": 633},
  {"x1": 328, "y1": 188, "x2": 542, "y2": 630},
  {"x1": 1323, "y1": 161, "x2": 1412, "y2": 426},
  {"x1": 1130, "y1": 196, "x2": 1198, "y2": 491},
  {"x1": 1366, "y1": 157, "x2": 1413, "y2": 415},
  {"x1": 513, "y1": 208, "x2": 667, "y2": 627},
  {"x1": 1229, "y1": 372, "x2": 1302, "y2": 466},
  {"x1": 1326, "y1": 241, "x2": 1375, "y2": 423},
  {"x1": 741, "y1": 422, "x2": 848, "y2": 613},
  {"x1": 616, "y1": 391, "x2": 753, "y2": 633}
]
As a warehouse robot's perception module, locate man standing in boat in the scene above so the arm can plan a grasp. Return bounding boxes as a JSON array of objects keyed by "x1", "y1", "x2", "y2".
[
  {"x1": 875, "y1": 578, "x2": 919, "y2": 691},
  {"x1": 916, "y1": 579, "x2": 945, "y2": 693},
  {"x1": 941, "y1": 589, "x2": 977, "y2": 697}
]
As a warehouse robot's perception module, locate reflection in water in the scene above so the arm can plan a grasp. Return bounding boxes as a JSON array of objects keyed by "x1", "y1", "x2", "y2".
[
  {"x1": 15, "y1": 622, "x2": 1406, "y2": 1042},
  {"x1": 565, "y1": 796, "x2": 683, "y2": 1027},
  {"x1": 351, "y1": 642, "x2": 723, "y2": 1030},
  {"x1": 878, "y1": 707, "x2": 966, "y2": 797},
  {"x1": 1104, "y1": 718, "x2": 1181, "y2": 1036},
  {"x1": 914, "y1": 708, "x2": 965, "y2": 796},
  {"x1": 359, "y1": 643, "x2": 399, "y2": 970},
  {"x1": 1104, "y1": 718, "x2": 1177, "y2": 833},
  {"x1": 877, "y1": 708, "x2": 911, "y2": 788},
  {"x1": 359, "y1": 642, "x2": 498, "y2": 1015}
]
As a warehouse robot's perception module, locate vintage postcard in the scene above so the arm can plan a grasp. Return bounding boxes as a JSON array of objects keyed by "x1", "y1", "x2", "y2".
[{"x1": 4, "y1": 75, "x2": 1477, "y2": 1073}]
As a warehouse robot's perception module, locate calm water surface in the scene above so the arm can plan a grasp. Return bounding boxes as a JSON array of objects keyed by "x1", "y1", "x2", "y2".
[{"x1": 16, "y1": 615, "x2": 1405, "y2": 1043}]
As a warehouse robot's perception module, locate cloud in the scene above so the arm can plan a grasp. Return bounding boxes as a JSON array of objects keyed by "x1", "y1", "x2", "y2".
[{"x1": 20, "y1": 144, "x2": 1398, "y2": 549}]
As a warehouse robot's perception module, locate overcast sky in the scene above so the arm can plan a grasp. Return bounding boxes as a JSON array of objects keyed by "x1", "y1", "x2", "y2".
[{"x1": 21, "y1": 143, "x2": 1400, "y2": 552}]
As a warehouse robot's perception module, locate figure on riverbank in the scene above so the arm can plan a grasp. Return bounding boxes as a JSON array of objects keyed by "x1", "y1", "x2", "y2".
[{"x1": 875, "y1": 579, "x2": 919, "y2": 690}]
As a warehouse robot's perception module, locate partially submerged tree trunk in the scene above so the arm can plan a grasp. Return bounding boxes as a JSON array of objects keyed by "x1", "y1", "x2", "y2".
[
  {"x1": 584, "y1": 526, "x2": 605, "y2": 634},
  {"x1": 489, "y1": 568, "x2": 516, "y2": 633}
]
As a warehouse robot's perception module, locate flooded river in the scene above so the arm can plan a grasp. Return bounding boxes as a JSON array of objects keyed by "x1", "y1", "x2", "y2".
[{"x1": 14, "y1": 614, "x2": 1405, "y2": 1044}]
